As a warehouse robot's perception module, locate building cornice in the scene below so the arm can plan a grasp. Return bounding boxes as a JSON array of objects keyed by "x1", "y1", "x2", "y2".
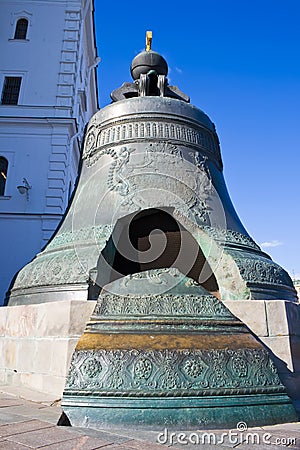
[
  {"x1": 0, "y1": 213, "x2": 63, "y2": 219},
  {"x1": 0, "y1": 105, "x2": 73, "y2": 116},
  {"x1": 0, "y1": 115, "x2": 77, "y2": 127}
]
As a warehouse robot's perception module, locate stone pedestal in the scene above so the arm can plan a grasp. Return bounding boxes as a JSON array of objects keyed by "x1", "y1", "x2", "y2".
[
  {"x1": 224, "y1": 300, "x2": 300, "y2": 412},
  {"x1": 0, "y1": 300, "x2": 95, "y2": 399},
  {"x1": 0, "y1": 298, "x2": 299, "y2": 415}
]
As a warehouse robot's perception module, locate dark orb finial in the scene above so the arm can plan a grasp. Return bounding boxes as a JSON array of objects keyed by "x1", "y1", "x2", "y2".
[{"x1": 130, "y1": 31, "x2": 168, "y2": 80}]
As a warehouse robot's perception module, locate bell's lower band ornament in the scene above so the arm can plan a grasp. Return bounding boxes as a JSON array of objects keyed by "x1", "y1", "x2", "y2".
[{"x1": 62, "y1": 269, "x2": 298, "y2": 429}]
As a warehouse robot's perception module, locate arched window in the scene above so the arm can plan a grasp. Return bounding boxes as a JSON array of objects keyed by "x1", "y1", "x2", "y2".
[
  {"x1": 14, "y1": 18, "x2": 28, "y2": 40},
  {"x1": 0, "y1": 157, "x2": 8, "y2": 196}
]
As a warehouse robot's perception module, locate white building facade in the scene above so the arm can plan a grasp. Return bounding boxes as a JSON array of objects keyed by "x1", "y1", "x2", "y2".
[{"x1": 0, "y1": 0, "x2": 99, "y2": 305}]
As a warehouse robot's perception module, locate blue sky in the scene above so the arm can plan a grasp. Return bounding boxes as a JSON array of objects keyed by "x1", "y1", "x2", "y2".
[{"x1": 94, "y1": 0, "x2": 300, "y2": 279}]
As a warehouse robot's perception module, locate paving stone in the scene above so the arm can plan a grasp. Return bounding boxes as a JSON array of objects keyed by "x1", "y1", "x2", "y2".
[
  {"x1": 16, "y1": 407, "x2": 62, "y2": 425},
  {"x1": 263, "y1": 422, "x2": 300, "y2": 433},
  {"x1": 259, "y1": 432, "x2": 299, "y2": 448},
  {"x1": 0, "y1": 399, "x2": 23, "y2": 408},
  {"x1": 234, "y1": 445, "x2": 297, "y2": 450},
  {"x1": 22, "y1": 400, "x2": 47, "y2": 410},
  {"x1": 7, "y1": 426, "x2": 81, "y2": 447},
  {"x1": 124, "y1": 438, "x2": 167, "y2": 448},
  {"x1": 170, "y1": 444, "x2": 228, "y2": 449},
  {"x1": 97, "y1": 428, "x2": 165, "y2": 443},
  {"x1": 1, "y1": 405, "x2": 51, "y2": 419},
  {"x1": 41, "y1": 435, "x2": 112, "y2": 449},
  {"x1": 0, "y1": 440, "x2": 31, "y2": 449},
  {"x1": 0, "y1": 412, "x2": 32, "y2": 425},
  {"x1": 156, "y1": 429, "x2": 233, "y2": 447},
  {"x1": 230, "y1": 429, "x2": 299, "y2": 449},
  {"x1": 102, "y1": 446, "x2": 145, "y2": 450},
  {"x1": 0, "y1": 385, "x2": 59, "y2": 405},
  {"x1": 74, "y1": 427, "x2": 131, "y2": 444},
  {"x1": 0, "y1": 395, "x2": 18, "y2": 401},
  {"x1": 0, "y1": 419, "x2": 53, "y2": 437},
  {"x1": 0, "y1": 392, "x2": 299, "y2": 449},
  {"x1": 262, "y1": 428, "x2": 300, "y2": 439}
]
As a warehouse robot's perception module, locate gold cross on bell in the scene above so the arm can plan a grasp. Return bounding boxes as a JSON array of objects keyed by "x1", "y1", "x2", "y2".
[{"x1": 146, "y1": 31, "x2": 152, "y2": 51}]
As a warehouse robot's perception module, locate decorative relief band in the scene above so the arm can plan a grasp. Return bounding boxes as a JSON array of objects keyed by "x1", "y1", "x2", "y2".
[
  {"x1": 201, "y1": 226, "x2": 261, "y2": 251},
  {"x1": 65, "y1": 347, "x2": 283, "y2": 395},
  {"x1": 233, "y1": 256, "x2": 293, "y2": 287},
  {"x1": 201, "y1": 228, "x2": 294, "y2": 290},
  {"x1": 94, "y1": 293, "x2": 232, "y2": 318},
  {"x1": 46, "y1": 225, "x2": 113, "y2": 251},
  {"x1": 11, "y1": 225, "x2": 113, "y2": 292},
  {"x1": 225, "y1": 246, "x2": 293, "y2": 288},
  {"x1": 13, "y1": 248, "x2": 90, "y2": 289},
  {"x1": 83, "y1": 120, "x2": 221, "y2": 165}
]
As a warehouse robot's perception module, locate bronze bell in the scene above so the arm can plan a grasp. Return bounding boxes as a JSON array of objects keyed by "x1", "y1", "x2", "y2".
[
  {"x1": 8, "y1": 31, "x2": 297, "y2": 306},
  {"x1": 8, "y1": 34, "x2": 298, "y2": 429}
]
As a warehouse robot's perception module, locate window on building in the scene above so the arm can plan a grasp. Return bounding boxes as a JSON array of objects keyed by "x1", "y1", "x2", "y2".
[
  {"x1": 68, "y1": 181, "x2": 73, "y2": 201},
  {"x1": 79, "y1": 90, "x2": 87, "y2": 112},
  {"x1": 14, "y1": 18, "x2": 28, "y2": 39},
  {"x1": 1, "y1": 77, "x2": 22, "y2": 105},
  {"x1": 0, "y1": 157, "x2": 8, "y2": 196}
]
